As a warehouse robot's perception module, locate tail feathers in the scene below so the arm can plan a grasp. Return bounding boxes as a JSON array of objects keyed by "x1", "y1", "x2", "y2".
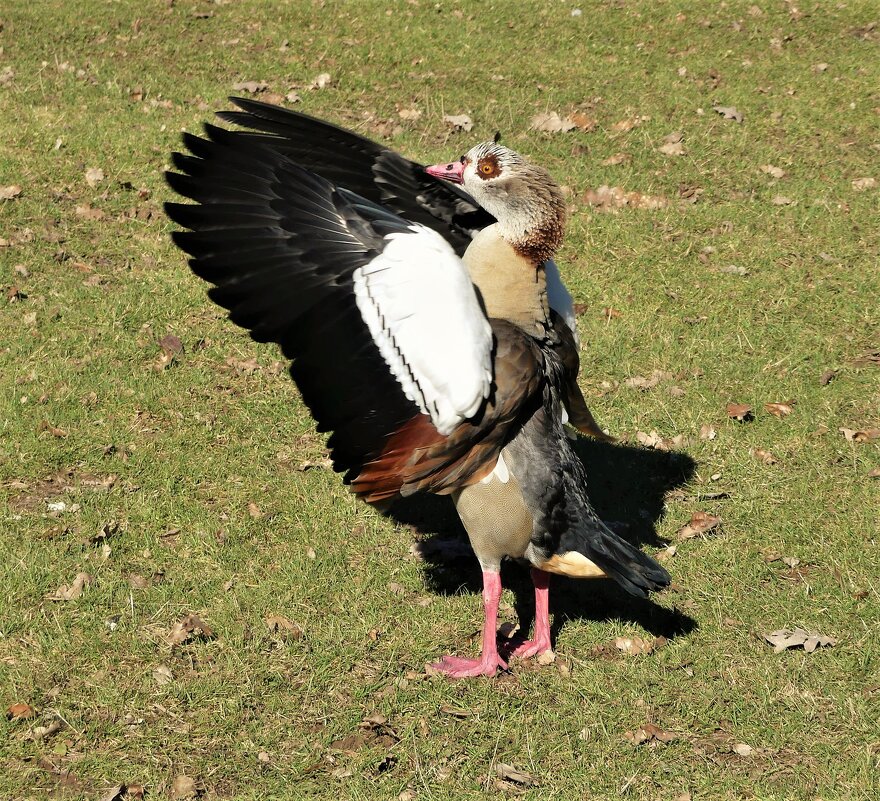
[{"x1": 561, "y1": 520, "x2": 670, "y2": 598}]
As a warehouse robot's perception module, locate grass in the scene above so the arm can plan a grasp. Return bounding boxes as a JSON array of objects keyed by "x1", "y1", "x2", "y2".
[{"x1": 1, "y1": 0, "x2": 879, "y2": 798}]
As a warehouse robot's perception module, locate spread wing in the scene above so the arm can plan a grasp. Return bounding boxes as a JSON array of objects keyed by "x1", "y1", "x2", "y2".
[
  {"x1": 215, "y1": 97, "x2": 495, "y2": 256},
  {"x1": 165, "y1": 122, "x2": 541, "y2": 499}
]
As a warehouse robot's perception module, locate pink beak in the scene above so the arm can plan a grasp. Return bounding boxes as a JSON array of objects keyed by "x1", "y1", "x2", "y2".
[{"x1": 425, "y1": 159, "x2": 465, "y2": 185}]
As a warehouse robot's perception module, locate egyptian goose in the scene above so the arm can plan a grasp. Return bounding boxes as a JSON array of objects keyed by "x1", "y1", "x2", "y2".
[{"x1": 165, "y1": 101, "x2": 669, "y2": 678}]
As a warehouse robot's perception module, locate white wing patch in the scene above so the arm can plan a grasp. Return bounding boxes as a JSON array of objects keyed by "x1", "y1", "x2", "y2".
[
  {"x1": 545, "y1": 259, "x2": 578, "y2": 344},
  {"x1": 353, "y1": 224, "x2": 493, "y2": 435}
]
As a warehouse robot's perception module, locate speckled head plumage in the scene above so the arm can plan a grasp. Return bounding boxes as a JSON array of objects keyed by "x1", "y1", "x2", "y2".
[{"x1": 426, "y1": 142, "x2": 567, "y2": 265}]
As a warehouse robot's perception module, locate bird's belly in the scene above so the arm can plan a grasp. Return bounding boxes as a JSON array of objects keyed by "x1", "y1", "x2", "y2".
[{"x1": 452, "y1": 451, "x2": 533, "y2": 572}]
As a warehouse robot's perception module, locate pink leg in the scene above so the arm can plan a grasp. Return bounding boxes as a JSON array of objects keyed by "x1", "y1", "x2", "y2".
[
  {"x1": 502, "y1": 569, "x2": 553, "y2": 660},
  {"x1": 431, "y1": 570, "x2": 508, "y2": 678}
]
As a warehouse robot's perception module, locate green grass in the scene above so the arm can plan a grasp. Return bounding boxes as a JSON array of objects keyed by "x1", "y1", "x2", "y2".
[{"x1": 2, "y1": 1, "x2": 879, "y2": 798}]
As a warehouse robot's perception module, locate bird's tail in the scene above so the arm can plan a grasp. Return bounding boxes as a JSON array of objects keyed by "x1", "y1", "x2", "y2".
[{"x1": 541, "y1": 518, "x2": 670, "y2": 598}]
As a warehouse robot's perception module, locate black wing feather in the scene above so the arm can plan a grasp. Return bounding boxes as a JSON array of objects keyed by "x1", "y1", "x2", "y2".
[
  {"x1": 216, "y1": 97, "x2": 495, "y2": 256},
  {"x1": 166, "y1": 128, "x2": 434, "y2": 482}
]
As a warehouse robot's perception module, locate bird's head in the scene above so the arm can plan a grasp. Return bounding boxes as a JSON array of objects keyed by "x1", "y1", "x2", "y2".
[{"x1": 426, "y1": 141, "x2": 566, "y2": 263}]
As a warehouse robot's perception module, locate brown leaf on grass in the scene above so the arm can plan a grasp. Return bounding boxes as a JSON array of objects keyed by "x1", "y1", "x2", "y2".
[
  {"x1": 867, "y1": 468, "x2": 880, "y2": 478},
  {"x1": 296, "y1": 457, "x2": 333, "y2": 471},
  {"x1": 602, "y1": 152, "x2": 632, "y2": 166},
  {"x1": 699, "y1": 424, "x2": 717, "y2": 440},
  {"x1": 75, "y1": 204, "x2": 105, "y2": 220},
  {"x1": 159, "y1": 333, "x2": 184, "y2": 355},
  {"x1": 397, "y1": 107, "x2": 422, "y2": 121},
  {"x1": 84, "y1": 167, "x2": 104, "y2": 187},
  {"x1": 611, "y1": 116, "x2": 648, "y2": 133},
  {"x1": 38, "y1": 420, "x2": 68, "y2": 438},
  {"x1": 614, "y1": 636, "x2": 663, "y2": 655},
  {"x1": 764, "y1": 628, "x2": 837, "y2": 653},
  {"x1": 530, "y1": 111, "x2": 576, "y2": 133},
  {"x1": 443, "y1": 113, "x2": 473, "y2": 132},
  {"x1": 0, "y1": 184, "x2": 22, "y2": 200},
  {"x1": 583, "y1": 185, "x2": 669, "y2": 211},
  {"x1": 569, "y1": 112, "x2": 597, "y2": 131},
  {"x1": 760, "y1": 164, "x2": 786, "y2": 179},
  {"x1": 265, "y1": 614, "x2": 303, "y2": 638},
  {"x1": 750, "y1": 448, "x2": 778, "y2": 465},
  {"x1": 309, "y1": 72, "x2": 333, "y2": 90},
  {"x1": 658, "y1": 131, "x2": 685, "y2": 156},
  {"x1": 677, "y1": 512, "x2": 722, "y2": 541},
  {"x1": 732, "y1": 742, "x2": 754, "y2": 757},
  {"x1": 47, "y1": 572, "x2": 92, "y2": 601},
  {"x1": 32, "y1": 719, "x2": 64, "y2": 741},
  {"x1": 625, "y1": 370, "x2": 673, "y2": 390},
  {"x1": 850, "y1": 349, "x2": 880, "y2": 367},
  {"x1": 153, "y1": 664, "x2": 173, "y2": 685},
  {"x1": 225, "y1": 355, "x2": 260, "y2": 374},
  {"x1": 839, "y1": 427, "x2": 880, "y2": 442},
  {"x1": 168, "y1": 613, "x2": 214, "y2": 646},
  {"x1": 765, "y1": 401, "x2": 794, "y2": 417},
  {"x1": 247, "y1": 501, "x2": 263, "y2": 518},
  {"x1": 819, "y1": 369, "x2": 837, "y2": 385},
  {"x1": 852, "y1": 177, "x2": 877, "y2": 192},
  {"x1": 494, "y1": 763, "x2": 538, "y2": 791},
  {"x1": 6, "y1": 702, "x2": 35, "y2": 720},
  {"x1": 171, "y1": 774, "x2": 198, "y2": 799},
  {"x1": 232, "y1": 80, "x2": 269, "y2": 94},
  {"x1": 128, "y1": 573, "x2": 149, "y2": 589},
  {"x1": 636, "y1": 431, "x2": 685, "y2": 451},
  {"x1": 726, "y1": 403, "x2": 753, "y2": 421},
  {"x1": 602, "y1": 306, "x2": 621, "y2": 320},
  {"x1": 771, "y1": 195, "x2": 794, "y2": 206},
  {"x1": 713, "y1": 105, "x2": 744, "y2": 123},
  {"x1": 624, "y1": 722, "x2": 677, "y2": 745},
  {"x1": 96, "y1": 784, "x2": 129, "y2": 801}
]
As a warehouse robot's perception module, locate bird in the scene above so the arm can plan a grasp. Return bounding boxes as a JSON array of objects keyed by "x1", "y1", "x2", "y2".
[{"x1": 165, "y1": 99, "x2": 670, "y2": 678}]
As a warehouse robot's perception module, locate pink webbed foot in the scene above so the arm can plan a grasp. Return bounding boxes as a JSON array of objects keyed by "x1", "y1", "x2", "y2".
[
  {"x1": 500, "y1": 568, "x2": 553, "y2": 662},
  {"x1": 430, "y1": 653, "x2": 508, "y2": 679},
  {"x1": 500, "y1": 634, "x2": 552, "y2": 661},
  {"x1": 430, "y1": 570, "x2": 507, "y2": 679}
]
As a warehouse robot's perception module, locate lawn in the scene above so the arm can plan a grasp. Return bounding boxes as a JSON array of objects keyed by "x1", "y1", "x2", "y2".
[{"x1": 1, "y1": 1, "x2": 878, "y2": 799}]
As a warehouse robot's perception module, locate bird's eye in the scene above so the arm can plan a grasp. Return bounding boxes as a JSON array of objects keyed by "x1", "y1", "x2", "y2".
[{"x1": 480, "y1": 164, "x2": 494, "y2": 175}]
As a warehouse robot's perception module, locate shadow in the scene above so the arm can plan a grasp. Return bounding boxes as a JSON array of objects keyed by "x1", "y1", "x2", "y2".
[{"x1": 385, "y1": 437, "x2": 698, "y2": 641}]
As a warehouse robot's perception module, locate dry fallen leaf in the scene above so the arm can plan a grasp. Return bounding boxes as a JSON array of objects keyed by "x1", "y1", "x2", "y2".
[
  {"x1": 624, "y1": 722, "x2": 677, "y2": 746},
  {"x1": 397, "y1": 107, "x2": 422, "y2": 121},
  {"x1": 153, "y1": 664, "x2": 173, "y2": 685},
  {"x1": 625, "y1": 370, "x2": 673, "y2": 390},
  {"x1": 732, "y1": 742, "x2": 754, "y2": 757},
  {"x1": 677, "y1": 511, "x2": 722, "y2": 541},
  {"x1": 494, "y1": 762, "x2": 538, "y2": 790},
  {"x1": 168, "y1": 613, "x2": 214, "y2": 646},
  {"x1": 47, "y1": 572, "x2": 92, "y2": 601},
  {"x1": 614, "y1": 636, "x2": 657, "y2": 655},
  {"x1": 443, "y1": 113, "x2": 473, "y2": 132},
  {"x1": 583, "y1": 185, "x2": 669, "y2": 211},
  {"x1": 764, "y1": 628, "x2": 837, "y2": 653},
  {"x1": 750, "y1": 448, "x2": 778, "y2": 465},
  {"x1": 530, "y1": 111, "x2": 576, "y2": 133},
  {"x1": 727, "y1": 402, "x2": 754, "y2": 421},
  {"x1": 713, "y1": 105, "x2": 744, "y2": 123},
  {"x1": 699, "y1": 424, "x2": 717, "y2": 440},
  {"x1": 765, "y1": 401, "x2": 794, "y2": 418},
  {"x1": 84, "y1": 167, "x2": 104, "y2": 187},
  {"x1": 760, "y1": 164, "x2": 786, "y2": 179},
  {"x1": 658, "y1": 131, "x2": 686, "y2": 156},
  {"x1": 232, "y1": 80, "x2": 268, "y2": 94},
  {"x1": 6, "y1": 702, "x2": 35, "y2": 720},
  {"x1": 309, "y1": 72, "x2": 333, "y2": 90},
  {"x1": 266, "y1": 614, "x2": 303, "y2": 638},
  {"x1": 0, "y1": 184, "x2": 22, "y2": 200},
  {"x1": 771, "y1": 195, "x2": 794, "y2": 206},
  {"x1": 851, "y1": 177, "x2": 876, "y2": 192},
  {"x1": 602, "y1": 152, "x2": 632, "y2": 166},
  {"x1": 75, "y1": 204, "x2": 105, "y2": 220},
  {"x1": 867, "y1": 468, "x2": 880, "y2": 478},
  {"x1": 171, "y1": 774, "x2": 198, "y2": 800},
  {"x1": 839, "y1": 427, "x2": 880, "y2": 443}
]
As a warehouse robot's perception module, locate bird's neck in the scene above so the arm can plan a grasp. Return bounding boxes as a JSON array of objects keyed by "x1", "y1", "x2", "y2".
[{"x1": 462, "y1": 225, "x2": 551, "y2": 338}]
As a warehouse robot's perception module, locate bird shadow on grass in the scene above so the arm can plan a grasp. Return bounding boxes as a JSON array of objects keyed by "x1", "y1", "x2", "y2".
[{"x1": 385, "y1": 437, "x2": 699, "y2": 642}]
